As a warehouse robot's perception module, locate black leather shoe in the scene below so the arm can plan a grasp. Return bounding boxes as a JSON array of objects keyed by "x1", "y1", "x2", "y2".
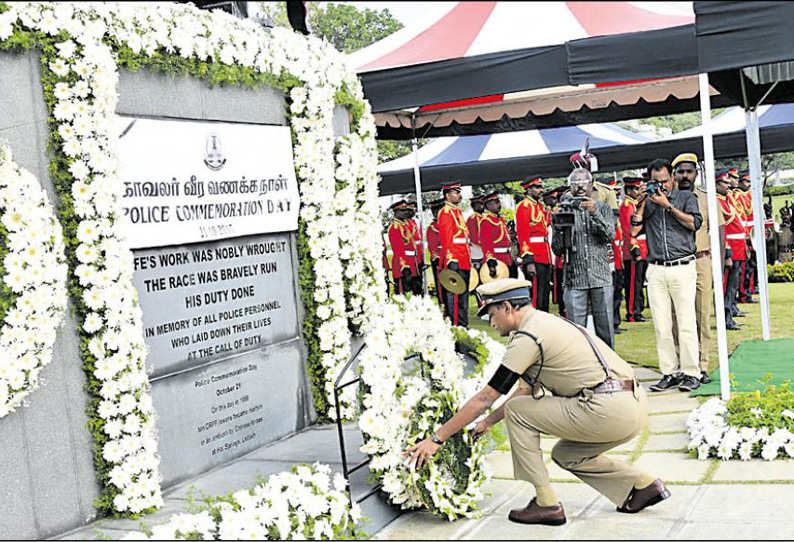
[
  {"x1": 734, "y1": 310, "x2": 746, "y2": 318},
  {"x1": 679, "y1": 375, "x2": 701, "y2": 392},
  {"x1": 634, "y1": 315, "x2": 647, "y2": 322},
  {"x1": 617, "y1": 480, "x2": 671, "y2": 513},
  {"x1": 726, "y1": 321, "x2": 741, "y2": 331},
  {"x1": 508, "y1": 498, "x2": 567, "y2": 526},
  {"x1": 649, "y1": 374, "x2": 682, "y2": 392},
  {"x1": 700, "y1": 371, "x2": 712, "y2": 385}
]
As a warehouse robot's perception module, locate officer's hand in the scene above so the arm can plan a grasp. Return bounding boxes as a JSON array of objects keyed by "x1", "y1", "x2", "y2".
[
  {"x1": 524, "y1": 263, "x2": 536, "y2": 278},
  {"x1": 472, "y1": 419, "x2": 492, "y2": 440},
  {"x1": 404, "y1": 438, "x2": 440, "y2": 470},
  {"x1": 631, "y1": 245, "x2": 641, "y2": 261},
  {"x1": 579, "y1": 197, "x2": 597, "y2": 215}
]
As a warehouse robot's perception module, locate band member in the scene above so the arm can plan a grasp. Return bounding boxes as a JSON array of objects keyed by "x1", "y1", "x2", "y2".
[
  {"x1": 620, "y1": 177, "x2": 649, "y2": 322},
  {"x1": 516, "y1": 178, "x2": 552, "y2": 311},
  {"x1": 427, "y1": 198, "x2": 447, "y2": 315},
  {"x1": 467, "y1": 196, "x2": 485, "y2": 272},
  {"x1": 717, "y1": 169, "x2": 744, "y2": 330},
  {"x1": 387, "y1": 200, "x2": 423, "y2": 296},
  {"x1": 438, "y1": 183, "x2": 472, "y2": 327},
  {"x1": 737, "y1": 170, "x2": 757, "y2": 302},
  {"x1": 480, "y1": 192, "x2": 518, "y2": 279}
]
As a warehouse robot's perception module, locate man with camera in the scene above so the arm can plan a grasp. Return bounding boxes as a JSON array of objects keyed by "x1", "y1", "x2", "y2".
[
  {"x1": 552, "y1": 168, "x2": 616, "y2": 348},
  {"x1": 632, "y1": 159, "x2": 702, "y2": 393}
]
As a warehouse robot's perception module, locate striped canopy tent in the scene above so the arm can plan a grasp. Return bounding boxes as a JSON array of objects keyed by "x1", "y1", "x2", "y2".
[
  {"x1": 377, "y1": 122, "x2": 651, "y2": 195},
  {"x1": 377, "y1": 104, "x2": 794, "y2": 195},
  {"x1": 348, "y1": 2, "x2": 731, "y2": 139}
]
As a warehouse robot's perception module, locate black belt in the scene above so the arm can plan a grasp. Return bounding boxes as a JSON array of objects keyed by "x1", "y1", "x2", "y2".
[
  {"x1": 649, "y1": 255, "x2": 695, "y2": 267},
  {"x1": 590, "y1": 379, "x2": 636, "y2": 394}
]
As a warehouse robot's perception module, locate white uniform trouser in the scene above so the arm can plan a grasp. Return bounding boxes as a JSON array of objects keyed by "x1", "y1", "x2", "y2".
[{"x1": 647, "y1": 261, "x2": 700, "y2": 378}]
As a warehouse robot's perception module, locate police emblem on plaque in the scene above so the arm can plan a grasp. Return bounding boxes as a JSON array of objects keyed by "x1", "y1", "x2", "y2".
[{"x1": 204, "y1": 132, "x2": 226, "y2": 171}]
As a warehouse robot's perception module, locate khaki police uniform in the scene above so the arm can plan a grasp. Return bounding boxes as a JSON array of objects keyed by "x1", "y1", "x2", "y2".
[{"x1": 500, "y1": 307, "x2": 650, "y2": 506}]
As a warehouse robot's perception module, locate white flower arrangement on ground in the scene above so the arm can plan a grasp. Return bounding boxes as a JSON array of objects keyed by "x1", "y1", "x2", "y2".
[
  {"x1": 2, "y1": 0, "x2": 385, "y2": 511},
  {"x1": 122, "y1": 463, "x2": 362, "y2": 540},
  {"x1": 358, "y1": 296, "x2": 493, "y2": 519},
  {"x1": 0, "y1": 143, "x2": 68, "y2": 419},
  {"x1": 687, "y1": 397, "x2": 794, "y2": 461}
]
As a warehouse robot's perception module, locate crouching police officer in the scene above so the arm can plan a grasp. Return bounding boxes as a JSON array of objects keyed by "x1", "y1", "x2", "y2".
[{"x1": 405, "y1": 278, "x2": 670, "y2": 525}]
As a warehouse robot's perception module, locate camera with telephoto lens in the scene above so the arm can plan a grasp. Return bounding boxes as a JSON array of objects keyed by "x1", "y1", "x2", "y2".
[
  {"x1": 646, "y1": 181, "x2": 662, "y2": 197},
  {"x1": 552, "y1": 194, "x2": 586, "y2": 262}
]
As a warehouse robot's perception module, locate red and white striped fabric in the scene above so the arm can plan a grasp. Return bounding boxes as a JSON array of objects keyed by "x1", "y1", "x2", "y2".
[
  {"x1": 348, "y1": 2, "x2": 701, "y2": 136},
  {"x1": 350, "y1": 2, "x2": 693, "y2": 73}
]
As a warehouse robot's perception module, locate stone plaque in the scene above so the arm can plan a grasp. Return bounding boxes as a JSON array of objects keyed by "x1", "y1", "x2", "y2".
[
  {"x1": 151, "y1": 340, "x2": 303, "y2": 486},
  {"x1": 132, "y1": 233, "x2": 299, "y2": 379}
]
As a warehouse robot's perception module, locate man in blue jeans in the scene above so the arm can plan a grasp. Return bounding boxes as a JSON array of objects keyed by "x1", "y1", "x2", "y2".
[{"x1": 552, "y1": 168, "x2": 616, "y2": 347}]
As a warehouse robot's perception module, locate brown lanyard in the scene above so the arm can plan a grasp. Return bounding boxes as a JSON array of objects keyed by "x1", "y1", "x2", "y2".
[{"x1": 559, "y1": 316, "x2": 613, "y2": 381}]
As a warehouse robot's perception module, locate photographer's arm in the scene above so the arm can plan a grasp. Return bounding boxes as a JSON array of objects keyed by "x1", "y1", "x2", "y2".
[
  {"x1": 669, "y1": 205, "x2": 696, "y2": 231},
  {"x1": 588, "y1": 202, "x2": 615, "y2": 243},
  {"x1": 630, "y1": 199, "x2": 647, "y2": 238}
]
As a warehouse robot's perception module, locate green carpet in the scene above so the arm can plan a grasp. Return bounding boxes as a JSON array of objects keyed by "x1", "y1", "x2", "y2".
[{"x1": 691, "y1": 338, "x2": 794, "y2": 396}]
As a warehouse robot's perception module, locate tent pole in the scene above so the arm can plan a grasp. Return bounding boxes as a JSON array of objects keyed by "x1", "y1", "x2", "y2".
[
  {"x1": 699, "y1": 73, "x2": 731, "y2": 402},
  {"x1": 745, "y1": 109, "x2": 772, "y2": 340},
  {"x1": 411, "y1": 115, "x2": 429, "y2": 296}
]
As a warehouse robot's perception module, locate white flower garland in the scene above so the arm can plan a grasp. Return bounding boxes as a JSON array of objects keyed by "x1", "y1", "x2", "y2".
[
  {"x1": 3, "y1": 0, "x2": 386, "y2": 512},
  {"x1": 122, "y1": 463, "x2": 362, "y2": 540},
  {"x1": 687, "y1": 398, "x2": 794, "y2": 461},
  {"x1": 0, "y1": 144, "x2": 68, "y2": 418},
  {"x1": 358, "y1": 296, "x2": 491, "y2": 519}
]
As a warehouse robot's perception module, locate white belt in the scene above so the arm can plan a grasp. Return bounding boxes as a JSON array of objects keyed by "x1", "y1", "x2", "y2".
[
  {"x1": 405, "y1": 250, "x2": 416, "y2": 256},
  {"x1": 529, "y1": 236, "x2": 547, "y2": 243},
  {"x1": 615, "y1": 241, "x2": 623, "y2": 246},
  {"x1": 637, "y1": 234, "x2": 647, "y2": 240},
  {"x1": 726, "y1": 233, "x2": 746, "y2": 240},
  {"x1": 453, "y1": 238, "x2": 468, "y2": 245},
  {"x1": 494, "y1": 248, "x2": 510, "y2": 253},
  {"x1": 742, "y1": 221, "x2": 754, "y2": 227}
]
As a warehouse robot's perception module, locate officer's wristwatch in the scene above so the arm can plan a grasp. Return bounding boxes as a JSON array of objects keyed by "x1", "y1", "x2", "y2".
[{"x1": 431, "y1": 432, "x2": 444, "y2": 445}]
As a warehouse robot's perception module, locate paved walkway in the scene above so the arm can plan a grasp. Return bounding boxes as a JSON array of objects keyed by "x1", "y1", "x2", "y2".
[{"x1": 376, "y1": 367, "x2": 794, "y2": 540}]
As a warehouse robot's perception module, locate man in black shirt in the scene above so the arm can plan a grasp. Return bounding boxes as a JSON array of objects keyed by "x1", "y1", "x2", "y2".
[{"x1": 631, "y1": 159, "x2": 702, "y2": 393}]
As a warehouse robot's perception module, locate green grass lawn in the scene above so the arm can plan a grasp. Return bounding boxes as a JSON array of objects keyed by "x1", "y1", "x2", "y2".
[{"x1": 461, "y1": 281, "x2": 794, "y2": 374}]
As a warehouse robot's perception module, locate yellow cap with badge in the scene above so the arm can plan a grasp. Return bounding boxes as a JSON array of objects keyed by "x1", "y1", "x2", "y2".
[
  {"x1": 475, "y1": 278, "x2": 533, "y2": 317},
  {"x1": 671, "y1": 153, "x2": 699, "y2": 169}
]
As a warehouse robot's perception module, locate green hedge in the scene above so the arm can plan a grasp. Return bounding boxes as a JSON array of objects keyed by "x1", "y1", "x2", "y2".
[
  {"x1": 768, "y1": 261, "x2": 794, "y2": 283},
  {"x1": 765, "y1": 184, "x2": 794, "y2": 197}
]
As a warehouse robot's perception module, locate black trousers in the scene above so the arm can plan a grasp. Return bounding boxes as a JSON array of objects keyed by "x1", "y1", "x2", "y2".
[
  {"x1": 741, "y1": 251, "x2": 757, "y2": 299},
  {"x1": 623, "y1": 259, "x2": 648, "y2": 320},
  {"x1": 524, "y1": 263, "x2": 551, "y2": 313},
  {"x1": 443, "y1": 262, "x2": 470, "y2": 328},
  {"x1": 396, "y1": 274, "x2": 423, "y2": 297},
  {"x1": 430, "y1": 262, "x2": 447, "y2": 317},
  {"x1": 613, "y1": 269, "x2": 624, "y2": 328},
  {"x1": 724, "y1": 260, "x2": 743, "y2": 318},
  {"x1": 553, "y1": 267, "x2": 566, "y2": 316}
]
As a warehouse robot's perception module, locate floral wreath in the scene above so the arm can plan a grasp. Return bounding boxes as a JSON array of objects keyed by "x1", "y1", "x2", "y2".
[
  {"x1": 0, "y1": 143, "x2": 68, "y2": 419},
  {"x1": 358, "y1": 296, "x2": 496, "y2": 519}
]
